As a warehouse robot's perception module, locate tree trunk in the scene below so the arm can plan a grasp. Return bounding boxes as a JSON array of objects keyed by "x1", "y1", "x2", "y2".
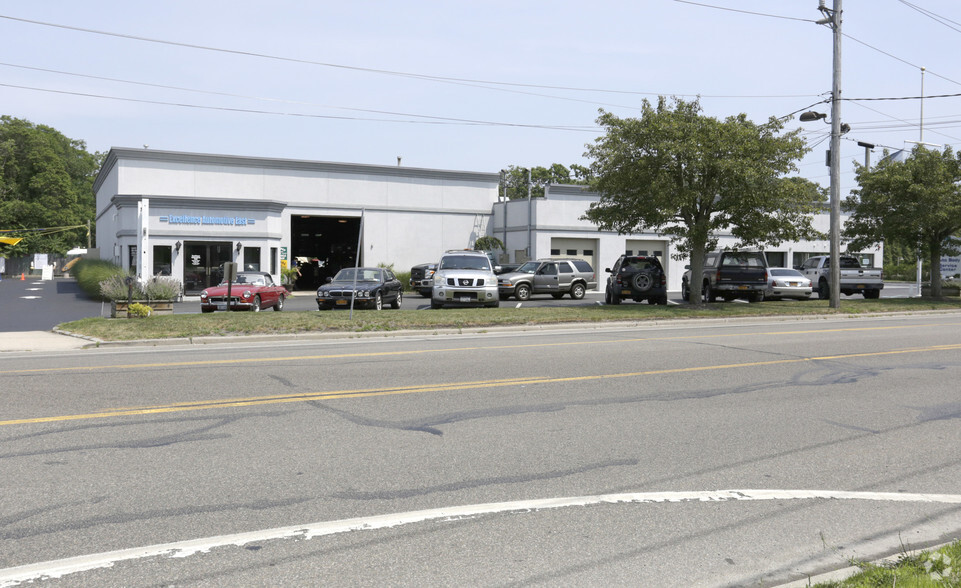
[{"x1": 688, "y1": 240, "x2": 708, "y2": 305}]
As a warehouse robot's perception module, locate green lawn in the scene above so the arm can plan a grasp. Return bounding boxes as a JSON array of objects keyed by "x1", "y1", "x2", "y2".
[{"x1": 58, "y1": 297, "x2": 961, "y2": 342}]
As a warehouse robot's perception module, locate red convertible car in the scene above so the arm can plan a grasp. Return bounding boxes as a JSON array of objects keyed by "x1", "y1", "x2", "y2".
[{"x1": 199, "y1": 271, "x2": 289, "y2": 312}]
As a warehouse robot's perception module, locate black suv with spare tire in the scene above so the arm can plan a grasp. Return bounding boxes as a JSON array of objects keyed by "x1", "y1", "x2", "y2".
[{"x1": 605, "y1": 255, "x2": 668, "y2": 305}]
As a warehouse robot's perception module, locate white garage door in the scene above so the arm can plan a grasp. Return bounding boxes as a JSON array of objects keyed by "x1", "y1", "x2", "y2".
[{"x1": 549, "y1": 238, "x2": 598, "y2": 271}]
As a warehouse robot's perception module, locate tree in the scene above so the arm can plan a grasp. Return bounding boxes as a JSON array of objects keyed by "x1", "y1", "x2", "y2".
[
  {"x1": 473, "y1": 235, "x2": 505, "y2": 251},
  {"x1": 845, "y1": 145, "x2": 961, "y2": 297},
  {"x1": 0, "y1": 116, "x2": 102, "y2": 256},
  {"x1": 500, "y1": 163, "x2": 591, "y2": 200},
  {"x1": 581, "y1": 97, "x2": 823, "y2": 304}
]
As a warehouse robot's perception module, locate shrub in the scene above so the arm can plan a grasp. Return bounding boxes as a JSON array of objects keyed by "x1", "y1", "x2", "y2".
[
  {"x1": 74, "y1": 259, "x2": 127, "y2": 300},
  {"x1": 126, "y1": 303, "x2": 152, "y2": 318},
  {"x1": 395, "y1": 270, "x2": 412, "y2": 291},
  {"x1": 99, "y1": 275, "x2": 135, "y2": 301},
  {"x1": 142, "y1": 276, "x2": 181, "y2": 300}
]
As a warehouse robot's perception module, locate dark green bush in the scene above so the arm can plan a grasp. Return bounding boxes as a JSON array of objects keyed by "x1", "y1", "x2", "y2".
[{"x1": 73, "y1": 259, "x2": 127, "y2": 300}]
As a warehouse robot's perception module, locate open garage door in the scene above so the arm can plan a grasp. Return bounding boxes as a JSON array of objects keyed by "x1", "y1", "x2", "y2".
[
  {"x1": 290, "y1": 215, "x2": 361, "y2": 290},
  {"x1": 549, "y1": 238, "x2": 598, "y2": 271}
]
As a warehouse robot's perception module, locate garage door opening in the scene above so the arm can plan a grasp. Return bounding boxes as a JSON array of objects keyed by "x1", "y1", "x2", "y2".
[{"x1": 290, "y1": 216, "x2": 361, "y2": 290}]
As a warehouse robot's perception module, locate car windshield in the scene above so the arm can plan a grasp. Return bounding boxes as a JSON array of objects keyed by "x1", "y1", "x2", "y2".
[
  {"x1": 224, "y1": 273, "x2": 267, "y2": 286},
  {"x1": 440, "y1": 255, "x2": 491, "y2": 271},
  {"x1": 515, "y1": 261, "x2": 540, "y2": 274},
  {"x1": 332, "y1": 268, "x2": 381, "y2": 282},
  {"x1": 769, "y1": 268, "x2": 803, "y2": 278}
]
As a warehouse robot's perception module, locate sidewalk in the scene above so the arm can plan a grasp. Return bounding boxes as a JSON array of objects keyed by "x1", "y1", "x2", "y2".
[{"x1": 0, "y1": 330, "x2": 90, "y2": 352}]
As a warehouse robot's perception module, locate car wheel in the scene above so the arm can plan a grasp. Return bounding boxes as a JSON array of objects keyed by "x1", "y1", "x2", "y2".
[
  {"x1": 749, "y1": 292, "x2": 763, "y2": 303},
  {"x1": 391, "y1": 290, "x2": 402, "y2": 309},
  {"x1": 631, "y1": 272, "x2": 652, "y2": 292},
  {"x1": 570, "y1": 283, "x2": 586, "y2": 300},
  {"x1": 681, "y1": 281, "x2": 689, "y2": 302},
  {"x1": 431, "y1": 301, "x2": 443, "y2": 309},
  {"x1": 514, "y1": 284, "x2": 531, "y2": 301},
  {"x1": 703, "y1": 281, "x2": 716, "y2": 302},
  {"x1": 374, "y1": 292, "x2": 383, "y2": 310},
  {"x1": 818, "y1": 279, "x2": 829, "y2": 300},
  {"x1": 273, "y1": 294, "x2": 285, "y2": 311},
  {"x1": 201, "y1": 307, "x2": 215, "y2": 313},
  {"x1": 657, "y1": 295, "x2": 668, "y2": 305},
  {"x1": 419, "y1": 290, "x2": 431, "y2": 298},
  {"x1": 552, "y1": 293, "x2": 564, "y2": 299},
  {"x1": 610, "y1": 289, "x2": 621, "y2": 305},
  {"x1": 488, "y1": 298, "x2": 500, "y2": 308},
  {"x1": 317, "y1": 304, "x2": 329, "y2": 311},
  {"x1": 863, "y1": 289, "x2": 880, "y2": 299},
  {"x1": 251, "y1": 295, "x2": 261, "y2": 312}
]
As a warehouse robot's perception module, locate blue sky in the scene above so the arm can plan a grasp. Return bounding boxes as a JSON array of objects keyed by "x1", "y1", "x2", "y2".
[{"x1": 1, "y1": 1, "x2": 958, "y2": 198}]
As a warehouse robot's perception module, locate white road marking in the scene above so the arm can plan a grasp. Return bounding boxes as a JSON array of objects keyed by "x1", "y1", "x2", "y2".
[
  {"x1": 18, "y1": 296, "x2": 41, "y2": 300},
  {"x1": 2, "y1": 489, "x2": 961, "y2": 586},
  {"x1": 25, "y1": 288, "x2": 42, "y2": 291}
]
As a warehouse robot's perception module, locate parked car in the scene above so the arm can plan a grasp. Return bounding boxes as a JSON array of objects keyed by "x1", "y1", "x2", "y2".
[
  {"x1": 409, "y1": 262, "x2": 436, "y2": 297},
  {"x1": 199, "y1": 271, "x2": 288, "y2": 312},
  {"x1": 605, "y1": 255, "x2": 668, "y2": 305},
  {"x1": 431, "y1": 250, "x2": 500, "y2": 309},
  {"x1": 497, "y1": 258, "x2": 596, "y2": 301},
  {"x1": 316, "y1": 267, "x2": 403, "y2": 310},
  {"x1": 764, "y1": 267, "x2": 813, "y2": 300},
  {"x1": 798, "y1": 255, "x2": 884, "y2": 299},
  {"x1": 681, "y1": 250, "x2": 767, "y2": 302}
]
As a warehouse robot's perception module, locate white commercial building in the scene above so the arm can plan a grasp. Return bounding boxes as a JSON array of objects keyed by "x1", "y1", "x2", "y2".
[{"x1": 94, "y1": 148, "x2": 880, "y2": 294}]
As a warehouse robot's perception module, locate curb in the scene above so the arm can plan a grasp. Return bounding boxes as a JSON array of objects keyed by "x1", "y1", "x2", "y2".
[{"x1": 54, "y1": 308, "x2": 961, "y2": 349}]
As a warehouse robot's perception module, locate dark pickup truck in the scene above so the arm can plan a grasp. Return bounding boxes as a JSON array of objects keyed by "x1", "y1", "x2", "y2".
[{"x1": 682, "y1": 250, "x2": 768, "y2": 302}]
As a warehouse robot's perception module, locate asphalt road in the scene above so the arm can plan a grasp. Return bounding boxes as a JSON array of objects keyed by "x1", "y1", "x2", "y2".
[
  {"x1": 0, "y1": 276, "x2": 922, "y2": 332},
  {"x1": 1, "y1": 314, "x2": 960, "y2": 586}
]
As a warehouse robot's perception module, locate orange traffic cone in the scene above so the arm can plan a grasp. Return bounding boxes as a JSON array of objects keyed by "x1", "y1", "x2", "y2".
[{"x1": 21, "y1": 273, "x2": 25, "y2": 280}]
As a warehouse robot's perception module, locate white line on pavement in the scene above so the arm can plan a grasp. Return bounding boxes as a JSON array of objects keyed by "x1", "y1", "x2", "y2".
[{"x1": 3, "y1": 489, "x2": 961, "y2": 586}]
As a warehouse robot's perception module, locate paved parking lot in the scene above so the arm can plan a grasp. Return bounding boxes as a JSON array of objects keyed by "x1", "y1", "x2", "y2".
[{"x1": 0, "y1": 275, "x2": 920, "y2": 332}]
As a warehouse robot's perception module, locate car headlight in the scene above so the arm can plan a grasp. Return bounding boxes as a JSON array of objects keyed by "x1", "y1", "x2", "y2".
[
  {"x1": 200, "y1": 291, "x2": 208, "y2": 300},
  {"x1": 243, "y1": 290, "x2": 252, "y2": 299}
]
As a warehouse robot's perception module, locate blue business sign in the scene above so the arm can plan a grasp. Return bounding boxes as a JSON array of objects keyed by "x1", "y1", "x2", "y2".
[{"x1": 160, "y1": 214, "x2": 256, "y2": 226}]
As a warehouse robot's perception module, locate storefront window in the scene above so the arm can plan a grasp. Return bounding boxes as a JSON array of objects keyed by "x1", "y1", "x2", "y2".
[
  {"x1": 153, "y1": 245, "x2": 172, "y2": 276},
  {"x1": 129, "y1": 245, "x2": 137, "y2": 274},
  {"x1": 271, "y1": 247, "x2": 278, "y2": 275},
  {"x1": 244, "y1": 247, "x2": 261, "y2": 271}
]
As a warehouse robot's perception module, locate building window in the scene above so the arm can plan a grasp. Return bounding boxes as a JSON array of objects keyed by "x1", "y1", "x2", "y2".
[
  {"x1": 153, "y1": 245, "x2": 172, "y2": 276},
  {"x1": 128, "y1": 245, "x2": 137, "y2": 273},
  {"x1": 566, "y1": 249, "x2": 577, "y2": 256},
  {"x1": 244, "y1": 247, "x2": 261, "y2": 271},
  {"x1": 271, "y1": 247, "x2": 278, "y2": 275},
  {"x1": 625, "y1": 250, "x2": 632, "y2": 256},
  {"x1": 550, "y1": 249, "x2": 560, "y2": 256},
  {"x1": 583, "y1": 249, "x2": 594, "y2": 256}
]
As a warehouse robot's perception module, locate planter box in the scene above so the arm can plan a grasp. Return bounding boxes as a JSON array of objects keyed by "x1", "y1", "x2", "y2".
[{"x1": 111, "y1": 300, "x2": 175, "y2": 318}]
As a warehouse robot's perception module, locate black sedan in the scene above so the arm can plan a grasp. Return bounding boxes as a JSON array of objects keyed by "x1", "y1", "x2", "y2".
[{"x1": 316, "y1": 267, "x2": 403, "y2": 310}]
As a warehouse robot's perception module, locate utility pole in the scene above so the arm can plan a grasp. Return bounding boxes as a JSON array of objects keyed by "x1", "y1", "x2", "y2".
[{"x1": 817, "y1": 0, "x2": 842, "y2": 309}]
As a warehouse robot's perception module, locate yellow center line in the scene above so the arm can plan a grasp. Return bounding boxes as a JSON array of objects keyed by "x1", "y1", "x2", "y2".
[
  {"x1": 0, "y1": 322, "x2": 949, "y2": 376},
  {"x1": 3, "y1": 342, "x2": 960, "y2": 427}
]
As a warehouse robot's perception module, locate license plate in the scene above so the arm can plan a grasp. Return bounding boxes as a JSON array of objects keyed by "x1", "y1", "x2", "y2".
[
  {"x1": 459, "y1": 296, "x2": 472, "y2": 303},
  {"x1": 621, "y1": 290, "x2": 631, "y2": 295},
  {"x1": 738, "y1": 285, "x2": 748, "y2": 290},
  {"x1": 336, "y1": 299, "x2": 348, "y2": 305},
  {"x1": 788, "y1": 282, "x2": 798, "y2": 286},
  {"x1": 216, "y1": 303, "x2": 227, "y2": 310},
  {"x1": 857, "y1": 284, "x2": 866, "y2": 288}
]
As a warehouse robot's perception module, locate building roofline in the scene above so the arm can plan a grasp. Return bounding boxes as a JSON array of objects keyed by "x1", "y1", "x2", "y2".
[{"x1": 94, "y1": 148, "x2": 502, "y2": 193}]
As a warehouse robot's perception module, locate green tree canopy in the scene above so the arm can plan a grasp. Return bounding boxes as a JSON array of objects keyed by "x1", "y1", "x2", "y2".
[
  {"x1": 0, "y1": 116, "x2": 102, "y2": 256},
  {"x1": 581, "y1": 97, "x2": 823, "y2": 303},
  {"x1": 845, "y1": 145, "x2": 961, "y2": 297},
  {"x1": 500, "y1": 163, "x2": 591, "y2": 200}
]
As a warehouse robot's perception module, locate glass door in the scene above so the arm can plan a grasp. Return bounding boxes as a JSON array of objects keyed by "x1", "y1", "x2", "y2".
[{"x1": 183, "y1": 242, "x2": 233, "y2": 293}]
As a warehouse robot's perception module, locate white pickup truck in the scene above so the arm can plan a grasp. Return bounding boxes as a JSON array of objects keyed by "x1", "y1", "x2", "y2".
[{"x1": 798, "y1": 255, "x2": 884, "y2": 299}]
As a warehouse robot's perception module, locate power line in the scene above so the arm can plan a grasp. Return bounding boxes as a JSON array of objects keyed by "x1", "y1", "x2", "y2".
[
  {"x1": 0, "y1": 13, "x2": 819, "y2": 101},
  {"x1": 671, "y1": 0, "x2": 815, "y2": 23},
  {"x1": 896, "y1": 0, "x2": 961, "y2": 34},
  {"x1": 0, "y1": 82, "x2": 601, "y2": 132}
]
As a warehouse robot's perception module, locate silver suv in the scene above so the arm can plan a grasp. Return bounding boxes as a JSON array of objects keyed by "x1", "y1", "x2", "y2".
[
  {"x1": 498, "y1": 258, "x2": 596, "y2": 301},
  {"x1": 431, "y1": 250, "x2": 500, "y2": 309}
]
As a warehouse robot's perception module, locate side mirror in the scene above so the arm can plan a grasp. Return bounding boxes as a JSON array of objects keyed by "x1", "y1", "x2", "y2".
[
  {"x1": 684, "y1": 264, "x2": 690, "y2": 270},
  {"x1": 326, "y1": 276, "x2": 333, "y2": 283},
  {"x1": 494, "y1": 265, "x2": 502, "y2": 273},
  {"x1": 605, "y1": 268, "x2": 612, "y2": 273}
]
